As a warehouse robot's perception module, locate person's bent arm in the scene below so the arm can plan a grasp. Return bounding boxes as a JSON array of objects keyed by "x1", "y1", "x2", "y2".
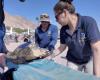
[
  {"x1": 91, "y1": 41, "x2": 100, "y2": 78},
  {"x1": 48, "y1": 25, "x2": 58, "y2": 51},
  {"x1": 53, "y1": 44, "x2": 67, "y2": 57}
]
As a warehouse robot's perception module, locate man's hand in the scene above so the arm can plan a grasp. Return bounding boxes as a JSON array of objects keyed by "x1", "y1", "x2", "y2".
[{"x1": 45, "y1": 49, "x2": 60, "y2": 60}]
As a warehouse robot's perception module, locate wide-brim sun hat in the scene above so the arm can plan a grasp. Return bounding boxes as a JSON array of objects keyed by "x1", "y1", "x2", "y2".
[{"x1": 40, "y1": 13, "x2": 50, "y2": 22}]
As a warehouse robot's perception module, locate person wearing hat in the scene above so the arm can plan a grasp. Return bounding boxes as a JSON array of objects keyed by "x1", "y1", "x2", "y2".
[{"x1": 35, "y1": 13, "x2": 58, "y2": 53}]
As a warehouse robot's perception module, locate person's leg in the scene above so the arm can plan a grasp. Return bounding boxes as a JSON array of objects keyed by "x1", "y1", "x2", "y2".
[
  {"x1": 84, "y1": 59, "x2": 93, "y2": 75},
  {"x1": 78, "y1": 64, "x2": 85, "y2": 72}
]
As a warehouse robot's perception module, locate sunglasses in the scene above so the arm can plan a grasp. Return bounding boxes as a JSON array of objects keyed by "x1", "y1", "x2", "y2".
[
  {"x1": 40, "y1": 15, "x2": 49, "y2": 19},
  {"x1": 55, "y1": 11, "x2": 64, "y2": 20}
]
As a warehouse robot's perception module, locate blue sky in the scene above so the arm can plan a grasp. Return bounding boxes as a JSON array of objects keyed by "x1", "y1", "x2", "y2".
[{"x1": 4, "y1": 0, "x2": 100, "y2": 29}]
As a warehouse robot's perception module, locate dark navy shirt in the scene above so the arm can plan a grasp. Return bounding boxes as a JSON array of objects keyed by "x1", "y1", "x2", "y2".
[
  {"x1": 60, "y1": 14, "x2": 100, "y2": 64},
  {"x1": 35, "y1": 24, "x2": 58, "y2": 51}
]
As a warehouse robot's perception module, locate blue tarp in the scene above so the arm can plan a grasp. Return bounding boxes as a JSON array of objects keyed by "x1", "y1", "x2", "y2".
[{"x1": 7, "y1": 59, "x2": 100, "y2": 80}]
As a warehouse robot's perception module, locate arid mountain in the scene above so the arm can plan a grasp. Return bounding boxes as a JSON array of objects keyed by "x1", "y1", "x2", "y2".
[{"x1": 4, "y1": 12, "x2": 36, "y2": 29}]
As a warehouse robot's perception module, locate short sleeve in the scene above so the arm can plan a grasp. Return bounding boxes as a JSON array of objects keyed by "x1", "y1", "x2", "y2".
[
  {"x1": 60, "y1": 27, "x2": 67, "y2": 44},
  {"x1": 85, "y1": 17, "x2": 100, "y2": 43}
]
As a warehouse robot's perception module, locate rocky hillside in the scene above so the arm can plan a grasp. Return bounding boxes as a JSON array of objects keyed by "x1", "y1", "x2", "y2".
[{"x1": 4, "y1": 12, "x2": 36, "y2": 29}]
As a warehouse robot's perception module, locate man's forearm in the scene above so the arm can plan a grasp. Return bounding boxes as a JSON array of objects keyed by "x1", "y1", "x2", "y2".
[{"x1": 53, "y1": 45, "x2": 67, "y2": 57}]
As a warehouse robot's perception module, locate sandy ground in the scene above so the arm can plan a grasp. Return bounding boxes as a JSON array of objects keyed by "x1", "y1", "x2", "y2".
[
  {"x1": 5, "y1": 40, "x2": 93, "y2": 76},
  {"x1": 6, "y1": 40, "x2": 68, "y2": 66}
]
